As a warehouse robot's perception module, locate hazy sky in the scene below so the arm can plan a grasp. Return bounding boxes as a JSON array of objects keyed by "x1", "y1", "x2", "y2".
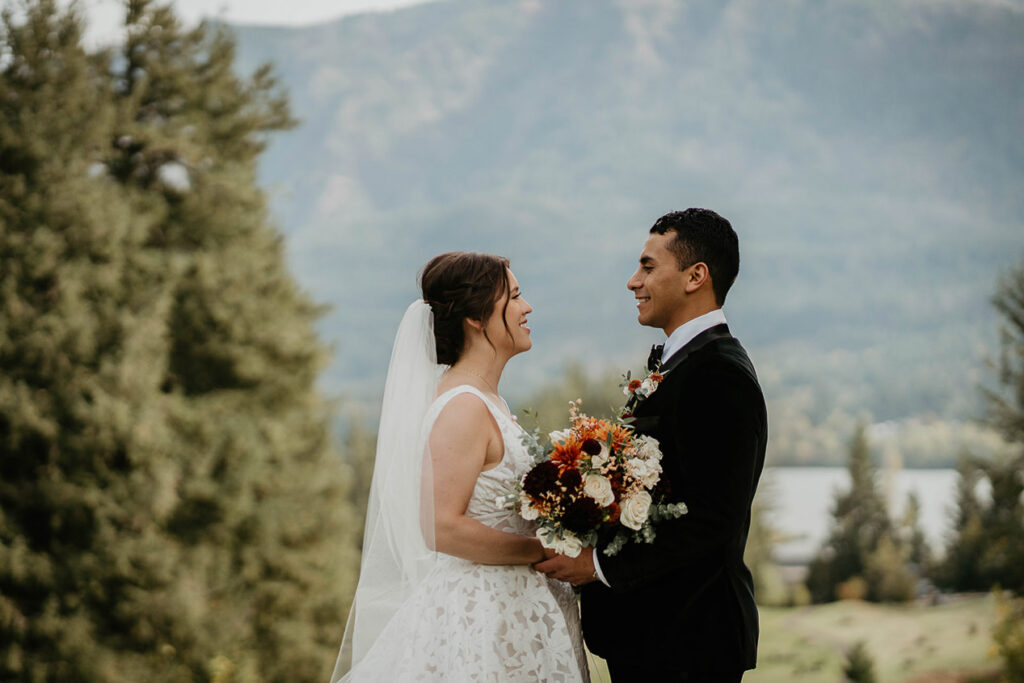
[{"x1": 65, "y1": 0, "x2": 435, "y2": 46}]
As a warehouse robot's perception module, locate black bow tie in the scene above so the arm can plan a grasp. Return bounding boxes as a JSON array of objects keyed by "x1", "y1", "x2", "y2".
[{"x1": 647, "y1": 344, "x2": 664, "y2": 371}]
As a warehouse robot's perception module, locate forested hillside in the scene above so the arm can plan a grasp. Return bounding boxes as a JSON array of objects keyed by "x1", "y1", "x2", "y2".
[{"x1": 228, "y1": 0, "x2": 1024, "y2": 463}]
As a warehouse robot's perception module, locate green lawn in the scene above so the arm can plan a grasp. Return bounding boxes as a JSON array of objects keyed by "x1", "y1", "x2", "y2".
[{"x1": 587, "y1": 595, "x2": 1000, "y2": 683}]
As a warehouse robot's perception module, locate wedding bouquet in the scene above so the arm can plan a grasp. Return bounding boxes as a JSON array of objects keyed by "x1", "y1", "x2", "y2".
[{"x1": 513, "y1": 388, "x2": 687, "y2": 558}]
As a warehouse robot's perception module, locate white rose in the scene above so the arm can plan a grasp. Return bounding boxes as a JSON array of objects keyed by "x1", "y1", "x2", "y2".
[
  {"x1": 625, "y1": 457, "x2": 662, "y2": 488},
  {"x1": 589, "y1": 442, "x2": 610, "y2": 469},
  {"x1": 583, "y1": 473, "x2": 615, "y2": 507},
  {"x1": 536, "y1": 528, "x2": 583, "y2": 558},
  {"x1": 556, "y1": 533, "x2": 583, "y2": 558},
  {"x1": 635, "y1": 435, "x2": 662, "y2": 461},
  {"x1": 640, "y1": 378, "x2": 657, "y2": 396},
  {"x1": 620, "y1": 491, "x2": 653, "y2": 530},
  {"x1": 548, "y1": 428, "x2": 573, "y2": 445},
  {"x1": 519, "y1": 492, "x2": 540, "y2": 520}
]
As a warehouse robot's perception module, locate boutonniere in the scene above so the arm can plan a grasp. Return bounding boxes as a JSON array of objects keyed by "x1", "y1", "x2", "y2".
[{"x1": 619, "y1": 363, "x2": 664, "y2": 420}]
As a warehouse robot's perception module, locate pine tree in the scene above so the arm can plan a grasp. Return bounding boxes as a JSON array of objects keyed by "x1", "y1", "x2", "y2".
[
  {"x1": 973, "y1": 458, "x2": 1024, "y2": 592},
  {"x1": 988, "y1": 259, "x2": 1024, "y2": 447},
  {"x1": 939, "y1": 258, "x2": 1024, "y2": 593},
  {"x1": 899, "y1": 491, "x2": 930, "y2": 572},
  {"x1": 980, "y1": 257, "x2": 1024, "y2": 592},
  {"x1": 935, "y1": 452, "x2": 986, "y2": 590},
  {"x1": 806, "y1": 424, "x2": 914, "y2": 602},
  {"x1": 0, "y1": 2, "x2": 357, "y2": 680}
]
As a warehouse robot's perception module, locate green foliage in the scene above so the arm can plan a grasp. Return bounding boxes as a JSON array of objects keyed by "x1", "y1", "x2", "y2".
[
  {"x1": 935, "y1": 452, "x2": 989, "y2": 590},
  {"x1": 939, "y1": 256, "x2": 1024, "y2": 594},
  {"x1": 898, "y1": 491, "x2": 931, "y2": 574},
  {"x1": 862, "y1": 535, "x2": 916, "y2": 604},
  {"x1": 937, "y1": 453, "x2": 1024, "y2": 593},
  {"x1": 806, "y1": 424, "x2": 916, "y2": 603},
  {"x1": 989, "y1": 261, "x2": 1024, "y2": 447},
  {"x1": 516, "y1": 362, "x2": 632, "y2": 433},
  {"x1": 993, "y1": 592, "x2": 1024, "y2": 683},
  {"x1": 744, "y1": 478, "x2": 794, "y2": 607},
  {"x1": 336, "y1": 412, "x2": 377, "y2": 549},
  {"x1": 842, "y1": 640, "x2": 877, "y2": 683},
  {"x1": 0, "y1": 2, "x2": 356, "y2": 680}
]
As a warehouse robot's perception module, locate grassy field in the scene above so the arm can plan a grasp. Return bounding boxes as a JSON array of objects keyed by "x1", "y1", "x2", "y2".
[{"x1": 587, "y1": 595, "x2": 1000, "y2": 683}]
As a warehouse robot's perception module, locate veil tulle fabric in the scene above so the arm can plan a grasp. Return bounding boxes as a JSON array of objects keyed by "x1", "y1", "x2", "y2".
[{"x1": 331, "y1": 300, "x2": 444, "y2": 682}]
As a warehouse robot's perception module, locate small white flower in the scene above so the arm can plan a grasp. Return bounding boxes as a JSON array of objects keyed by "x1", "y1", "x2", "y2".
[
  {"x1": 625, "y1": 456, "x2": 662, "y2": 488},
  {"x1": 519, "y1": 492, "x2": 540, "y2": 520},
  {"x1": 548, "y1": 428, "x2": 573, "y2": 445},
  {"x1": 589, "y1": 442, "x2": 611, "y2": 469},
  {"x1": 635, "y1": 435, "x2": 662, "y2": 461},
  {"x1": 640, "y1": 377, "x2": 657, "y2": 395},
  {"x1": 622, "y1": 383, "x2": 633, "y2": 396},
  {"x1": 620, "y1": 491, "x2": 653, "y2": 530},
  {"x1": 537, "y1": 528, "x2": 583, "y2": 557},
  {"x1": 583, "y1": 473, "x2": 615, "y2": 507}
]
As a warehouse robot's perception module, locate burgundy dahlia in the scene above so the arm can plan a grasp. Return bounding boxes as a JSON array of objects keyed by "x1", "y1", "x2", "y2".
[
  {"x1": 581, "y1": 438, "x2": 603, "y2": 456},
  {"x1": 559, "y1": 467, "x2": 583, "y2": 492},
  {"x1": 522, "y1": 461, "x2": 561, "y2": 498},
  {"x1": 562, "y1": 496, "x2": 603, "y2": 535}
]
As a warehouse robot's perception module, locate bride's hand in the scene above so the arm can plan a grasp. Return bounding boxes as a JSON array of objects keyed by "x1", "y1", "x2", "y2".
[
  {"x1": 528, "y1": 544, "x2": 557, "y2": 566},
  {"x1": 533, "y1": 547, "x2": 598, "y2": 586}
]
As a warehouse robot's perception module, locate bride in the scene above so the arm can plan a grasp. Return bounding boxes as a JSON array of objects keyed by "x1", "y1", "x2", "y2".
[{"x1": 331, "y1": 252, "x2": 589, "y2": 682}]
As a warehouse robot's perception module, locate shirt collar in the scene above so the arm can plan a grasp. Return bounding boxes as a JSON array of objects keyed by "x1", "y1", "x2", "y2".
[{"x1": 660, "y1": 309, "x2": 728, "y2": 363}]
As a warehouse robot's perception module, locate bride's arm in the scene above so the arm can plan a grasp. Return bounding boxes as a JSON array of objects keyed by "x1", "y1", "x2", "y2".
[{"x1": 426, "y1": 393, "x2": 544, "y2": 565}]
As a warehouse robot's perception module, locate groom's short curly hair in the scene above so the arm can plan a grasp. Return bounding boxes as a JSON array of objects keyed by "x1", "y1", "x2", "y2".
[{"x1": 650, "y1": 208, "x2": 739, "y2": 306}]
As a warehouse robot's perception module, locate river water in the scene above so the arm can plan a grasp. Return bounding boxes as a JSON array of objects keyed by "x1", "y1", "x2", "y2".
[{"x1": 762, "y1": 466, "x2": 958, "y2": 564}]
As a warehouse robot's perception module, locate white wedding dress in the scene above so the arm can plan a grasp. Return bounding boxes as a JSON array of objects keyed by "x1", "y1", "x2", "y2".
[{"x1": 345, "y1": 385, "x2": 589, "y2": 682}]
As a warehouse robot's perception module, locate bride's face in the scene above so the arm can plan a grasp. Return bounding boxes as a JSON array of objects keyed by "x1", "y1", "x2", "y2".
[{"x1": 483, "y1": 269, "x2": 533, "y2": 357}]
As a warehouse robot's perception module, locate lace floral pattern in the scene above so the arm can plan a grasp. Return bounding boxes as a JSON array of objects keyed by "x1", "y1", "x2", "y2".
[{"x1": 346, "y1": 386, "x2": 588, "y2": 682}]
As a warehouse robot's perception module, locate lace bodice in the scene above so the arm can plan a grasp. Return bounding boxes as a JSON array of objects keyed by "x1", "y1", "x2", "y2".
[{"x1": 424, "y1": 385, "x2": 535, "y2": 536}]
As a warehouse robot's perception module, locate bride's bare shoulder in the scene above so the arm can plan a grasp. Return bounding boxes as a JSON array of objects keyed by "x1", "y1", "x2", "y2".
[{"x1": 429, "y1": 388, "x2": 497, "y2": 444}]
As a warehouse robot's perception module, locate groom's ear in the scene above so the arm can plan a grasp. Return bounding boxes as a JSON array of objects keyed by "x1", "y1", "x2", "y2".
[{"x1": 684, "y1": 262, "x2": 710, "y2": 294}]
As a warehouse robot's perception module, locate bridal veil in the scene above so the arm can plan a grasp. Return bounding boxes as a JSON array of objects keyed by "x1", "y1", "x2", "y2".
[{"x1": 331, "y1": 300, "x2": 444, "y2": 682}]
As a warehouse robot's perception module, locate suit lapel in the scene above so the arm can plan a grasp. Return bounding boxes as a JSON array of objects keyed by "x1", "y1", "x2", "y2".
[
  {"x1": 629, "y1": 324, "x2": 732, "y2": 433},
  {"x1": 658, "y1": 323, "x2": 732, "y2": 375}
]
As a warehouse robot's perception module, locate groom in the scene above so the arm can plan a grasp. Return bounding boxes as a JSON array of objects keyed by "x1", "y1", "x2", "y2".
[{"x1": 536, "y1": 208, "x2": 767, "y2": 682}]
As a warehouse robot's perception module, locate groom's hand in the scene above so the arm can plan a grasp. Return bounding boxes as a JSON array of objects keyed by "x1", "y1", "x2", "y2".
[{"x1": 534, "y1": 549, "x2": 597, "y2": 586}]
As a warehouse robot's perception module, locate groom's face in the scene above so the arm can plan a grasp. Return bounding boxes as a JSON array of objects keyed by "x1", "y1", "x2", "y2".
[{"x1": 627, "y1": 232, "x2": 690, "y2": 333}]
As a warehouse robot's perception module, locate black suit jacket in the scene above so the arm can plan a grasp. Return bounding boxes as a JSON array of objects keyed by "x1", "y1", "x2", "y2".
[{"x1": 581, "y1": 324, "x2": 768, "y2": 673}]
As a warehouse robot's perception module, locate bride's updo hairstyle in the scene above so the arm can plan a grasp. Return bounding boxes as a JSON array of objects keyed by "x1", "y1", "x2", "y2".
[{"x1": 421, "y1": 252, "x2": 512, "y2": 366}]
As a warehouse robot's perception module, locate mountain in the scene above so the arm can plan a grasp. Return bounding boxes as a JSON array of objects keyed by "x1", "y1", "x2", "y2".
[{"x1": 226, "y1": 0, "x2": 1024, "y2": 458}]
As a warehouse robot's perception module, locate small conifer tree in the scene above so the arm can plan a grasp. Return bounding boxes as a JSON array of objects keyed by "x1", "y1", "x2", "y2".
[
  {"x1": 806, "y1": 424, "x2": 915, "y2": 602},
  {"x1": 940, "y1": 257, "x2": 1024, "y2": 593}
]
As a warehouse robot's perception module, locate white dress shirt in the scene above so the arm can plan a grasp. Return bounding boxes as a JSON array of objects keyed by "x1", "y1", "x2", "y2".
[
  {"x1": 592, "y1": 308, "x2": 728, "y2": 586},
  {"x1": 659, "y1": 308, "x2": 728, "y2": 367}
]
